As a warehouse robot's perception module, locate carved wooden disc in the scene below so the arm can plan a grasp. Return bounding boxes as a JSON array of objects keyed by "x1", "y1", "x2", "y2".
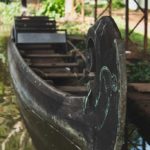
[{"x1": 85, "y1": 16, "x2": 127, "y2": 150}]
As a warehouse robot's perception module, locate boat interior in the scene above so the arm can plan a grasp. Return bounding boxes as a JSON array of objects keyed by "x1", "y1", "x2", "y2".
[{"x1": 13, "y1": 16, "x2": 94, "y2": 97}]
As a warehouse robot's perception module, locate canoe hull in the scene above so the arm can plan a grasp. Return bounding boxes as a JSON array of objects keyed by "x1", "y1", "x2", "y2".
[
  {"x1": 8, "y1": 16, "x2": 126, "y2": 150},
  {"x1": 8, "y1": 40, "x2": 88, "y2": 150}
]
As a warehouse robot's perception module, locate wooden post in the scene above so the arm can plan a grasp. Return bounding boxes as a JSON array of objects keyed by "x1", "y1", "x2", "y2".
[
  {"x1": 109, "y1": 0, "x2": 112, "y2": 16},
  {"x1": 125, "y1": 0, "x2": 129, "y2": 50},
  {"x1": 144, "y1": 0, "x2": 148, "y2": 52},
  {"x1": 94, "y1": 0, "x2": 98, "y2": 22}
]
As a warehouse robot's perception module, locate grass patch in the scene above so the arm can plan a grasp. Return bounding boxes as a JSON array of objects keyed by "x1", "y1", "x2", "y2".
[{"x1": 119, "y1": 28, "x2": 150, "y2": 51}]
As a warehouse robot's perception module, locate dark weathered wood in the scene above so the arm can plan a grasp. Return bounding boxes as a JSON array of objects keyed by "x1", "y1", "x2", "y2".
[
  {"x1": 127, "y1": 90, "x2": 150, "y2": 144},
  {"x1": 128, "y1": 91, "x2": 150, "y2": 102},
  {"x1": 24, "y1": 53, "x2": 77, "y2": 58},
  {"x1": 15, "y1": 20, "x2": 55, "y2": 24},
  {"x1": 30, "y1": 62, "x2": 79, "y2": 68},
  {"x1": 15, "y1": 28, "x2": 56, "y2": 33},
  {"x1": 15, "y1": 23, "x2": 56, "y2": 28},
  {"x1": 15, "y1": 21, "x2": 56, "y2": 32},
  {"x1": 128, "y1": 83, "x2": 150, "y2": 93},
  {"x1": 15, "y1": 16, "x2": 49, "y2": 20},
  {"x1": 56, "y1": 86, "x2": 88, "y2": 95},
  {"x1": 8, "y1": 39, "x2": 88, "y2": 150},
  {"x1": 44, "y1": 72, "x2": 94, "y2": 79},
  {"x1": 45, "y1": 72, "x2": 84, "y2": 78},
  {"x1": 8, "y1": 16, "x2": 127, "y2": 150},
  {"x1": 17, "y1": 44, "x2": 53, "y2": 50},
  {"x1": 85, "y1": 16, "x2": 126, "y2": 150},
  {"x1": 15, "y1": 18, "x2": 55, "y2": 27},
  {"x1": 17, "y1": 44, "x2": 65, "y2": 50},
  {"x1": 126, "y1": 51, "x2": 150, "y2": 61}
]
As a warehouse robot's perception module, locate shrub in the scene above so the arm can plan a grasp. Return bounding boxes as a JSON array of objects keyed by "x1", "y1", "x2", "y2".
[
  {"x1": 127, "y1": 61, "x2": 150, "y2": 82},
  {"x1": 37, "y1": 0, "x2": 64, "y2": 18},
  {"x1": 112, "y1": 0, "x2": 124, "y2": 9},
  {"x1": 0, "y1": 2, "x2": 21, "y2": 25}
]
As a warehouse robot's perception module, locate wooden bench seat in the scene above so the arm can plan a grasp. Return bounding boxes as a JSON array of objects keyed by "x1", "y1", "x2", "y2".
[
  {"x1": 30, "y1": 62, "x2": 79, "y2": 68},
  {"x1": 15, "y1": 28, "x2": 56, "y2": 33},
  {"x1": 17, "y1": 44, "x2": 54, "y2": 50},
  {"x1": 56, "y1": 85, "x2": 88, "y2": 95},
  {"x1": 24, "y1": 53, "x2": 79, "y2": 58},
  {"x1": 128, "y1": 83, "x2": 150, "y2": 93},
  {"x1": 15, "y1": 16, "x2": 49, "y2": 20},
  {"x1": 33, "y1": 69, "x2": 94, "y2": 80},
  {"x1": 45, "y1": 72, "x2": 84, "y2": 78}
]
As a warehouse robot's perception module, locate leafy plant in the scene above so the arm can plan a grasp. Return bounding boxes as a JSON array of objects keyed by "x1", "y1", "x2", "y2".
[
  {"x1": 117, "y1": 28, "x2": 150, "y2": 50},
  {"x1": 127, "y1": 61, "x2": 150, "y2": 82},
  {"x1": 59, "y1": 21, "x2": 91, "y2": 35},
  {"x1": 0, "y1": 2, "x2": 21, "y2": 25},
  {"x1": 112, "y1": 0, "x2": 124, "y2": 9},
  {"x1": 36, "y1": 0, "x2": 64, "y2": 18}
]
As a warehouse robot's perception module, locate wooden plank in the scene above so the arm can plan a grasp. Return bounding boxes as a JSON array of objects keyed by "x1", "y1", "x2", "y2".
[
  {"x1": 25, "y1": 53, "x2": 78, "y2": 58},
  {"x1": 15, "y1": 20, "x2": 55, "y2": 24},
  {"x1": 127, "y1": 91, "x2": 150, "y2": 102},
  {"x1": 128, "y1": 83, "x2": 150, "y2": 93},
  {"x1": 15, "y1": 20, "x2": 55, "y2": 27},
  {"x1": 15, "y1": 21, "x2": 50, "y2": 26},
  {"x1": 126, "y1": 51, "x2": 150, "y2": 61},
  {"x1": 30, "y1": 62, "x2": 79, "y2": 68},
  {"x1": 15, "y1": 24, "x2": 56, "y2": 31},
  {"x1": 16, "y1": 32, "x2": 66, "y2": 44},
  {"x1": 48, "y1": 73, "x2": 83, "y2": 79},
  {"x1": 15, "y1": 28, "x2": 56, "y2": 33},
  {"x1": 45, "y1": 72, "x2": 84, "y2": 78},
  {"x1": 17, "y1": 44, "x2": 53, "y2": 50},
  {"x1": 56, "y1": 85, "x2": 88, "y2": 94},
  {"x1": 21, "y1": 50, "x2": 55, "y2": 55},
  {"x1": 17, "y1": 43, "x2": 66, "y2": 50},
  {"x1": 15, "y1": 16, "x2": 49, "y2": 20}
]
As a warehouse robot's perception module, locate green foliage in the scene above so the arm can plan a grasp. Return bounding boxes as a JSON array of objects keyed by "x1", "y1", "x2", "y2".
[
  {"x1": 95, "y1": 0, "x2": 124, "y2": 9},
  {"x1": 127, "y1": 61, "x2": 150, "y2": 82},
  {"x1": 0, "y1": 125, "x2": 9, "y2": 138},
  {"x1": 5, "y1": 134, "x2": 20, "y2": 150},
  {"x1": 60, "y1": 21, "x2": 90, "y2": 35},
  {"x1": 118, "y1": 28, "x2": 150, "y2": 50},
  {"x1": 127, "y1": 123, "x2": 144, "y2": 150},
  {"x1": 0, "y1": 0, "x2": 11, "y2": 4},
  {"x1": 129, "y1": 32, "x2": 150, "y2": 50},
  {"x1": 0, "y1": 35, "x2": 8, "y2": 53},
  {"x1": 36, "y1": 0, "x2": 64, "y2": 18},
  {"x1": 0, "y1": 2, "x2": 21, "y2": 25},
  {"x1": 84, "y1": 4, "x2": 94, "y2": 16},
  {"x1": 112, "y1": 0, "x2": 124, "y2": 9}
]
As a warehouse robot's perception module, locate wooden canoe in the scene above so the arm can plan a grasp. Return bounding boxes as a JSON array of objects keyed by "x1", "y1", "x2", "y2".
[{"x1": 8, "y1": 16, "x2": 126, "y2": 150}]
